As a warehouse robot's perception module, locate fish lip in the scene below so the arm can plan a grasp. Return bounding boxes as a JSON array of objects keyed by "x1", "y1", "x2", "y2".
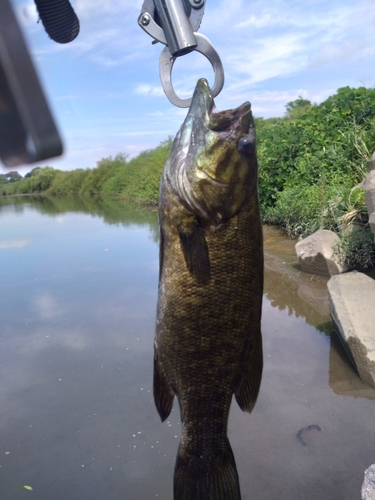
[
  {"x1": 209, "y1": 101, "x2": 251, "y2": 133},
  {"x1": 190, "y1": 79, "x2": 251, "y2": 132},
  {"x1": 189, "y1": 78, "x2": 214, "y2": 124}
]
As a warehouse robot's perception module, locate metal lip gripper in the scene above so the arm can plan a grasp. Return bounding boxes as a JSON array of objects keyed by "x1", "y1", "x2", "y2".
[{"x1": 138, "y1": 0, "x2": 225, "y2": 108}]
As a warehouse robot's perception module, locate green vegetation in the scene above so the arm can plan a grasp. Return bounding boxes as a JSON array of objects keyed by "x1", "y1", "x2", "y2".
[
  {"x1": 1, "y1": 139, "x2": 172, "y2": 203},
  {"x1": 1, "y1": 86, "x2": 374, "y2": 269},
  {"x1": 258, "y1": 86, "x2": 375, "y2": 213},
  {"x1": 257, "y1": 86, "x2": 375, "y2": 269},
  {"x1": 333, "y1": 227, "x2": 374, "y2": 270}
]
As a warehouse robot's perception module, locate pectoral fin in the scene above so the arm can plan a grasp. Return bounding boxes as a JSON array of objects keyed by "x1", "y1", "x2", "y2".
[
  {"x1": 153, "y1": 350, "x2": 175, "y2": 422},
  {"x1": 178, "y1": 219, "x2": 210, "y2": 285},
  {"x1": 235, "y1": 329, "x2": 263, "y2": 413}
]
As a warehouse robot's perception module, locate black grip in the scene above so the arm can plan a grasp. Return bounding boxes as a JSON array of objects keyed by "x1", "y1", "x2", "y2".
[{"x1": 34, "y1": 0, "x2": 79, "y2": 44}]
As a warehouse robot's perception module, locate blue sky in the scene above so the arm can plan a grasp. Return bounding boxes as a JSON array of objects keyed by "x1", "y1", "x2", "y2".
[{"x1": 6, "y1": 0, "x2": 375, "y2": 174}]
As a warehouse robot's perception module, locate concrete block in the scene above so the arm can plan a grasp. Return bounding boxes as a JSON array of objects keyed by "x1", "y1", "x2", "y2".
[
  {"x1": 364, "y1": 170, "x2": 375, "y2": 216},
  {"x1": 362, "y1": 464, "x2": 375, "y2": 500},
  {"x1": 370, "y1": 212, "x2": 375, "y2": 243},
  {"x1": 328, "y1": 271, "x2": 375, "y2": 388},
  {"x1": 369, "y1": 151, "x2": 375, "y2": 172},
  {"x1": 295, "y1": 230, "x2": 347, "y2": 277}
]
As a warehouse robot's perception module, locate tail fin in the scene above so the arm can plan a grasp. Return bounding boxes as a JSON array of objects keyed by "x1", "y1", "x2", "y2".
[{"x1": 174, "y1": 438, "x2": 241, "y2": 500}]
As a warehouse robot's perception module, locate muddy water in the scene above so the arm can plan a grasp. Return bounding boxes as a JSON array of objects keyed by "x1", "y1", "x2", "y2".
[{"x1": 0, "y1": 196, "x2": 374, "y2": 500}]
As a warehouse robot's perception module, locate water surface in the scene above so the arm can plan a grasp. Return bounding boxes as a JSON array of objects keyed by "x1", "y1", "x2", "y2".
[{"x1": 1, "y1": 196, "x2": 374, "y2": 500}]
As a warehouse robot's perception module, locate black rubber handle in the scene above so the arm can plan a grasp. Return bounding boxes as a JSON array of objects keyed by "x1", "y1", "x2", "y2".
[{"x1": 34, "y1": 0, "x2": 79, "y2": 44}]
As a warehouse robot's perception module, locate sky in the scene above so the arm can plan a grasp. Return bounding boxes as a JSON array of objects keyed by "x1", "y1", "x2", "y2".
[{"x1": 3, "y1": 0, "x2": 375, "y2": 174}]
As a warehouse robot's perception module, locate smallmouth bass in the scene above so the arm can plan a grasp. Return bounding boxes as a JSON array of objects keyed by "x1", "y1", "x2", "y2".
[{"x1": 154, "y1": 78, "x2": 263, "y2": 500}]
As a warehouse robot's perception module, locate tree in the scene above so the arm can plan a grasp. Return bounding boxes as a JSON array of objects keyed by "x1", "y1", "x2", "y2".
[
  {"x1": 4, "y1": 171, "x2": 23, "y2": 182},
  {"x1": 24, "y1": 167, "x2": 42, "y2": 178},
  {"x1": 285, "y1": 96, "x2": 312, "y2": 119},
  {"x1": 31, "y1": 166, "x2": 57, "y2": 191}
]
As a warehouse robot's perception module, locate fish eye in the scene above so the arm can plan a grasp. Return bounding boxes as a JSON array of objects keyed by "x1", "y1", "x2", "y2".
[{"x1": 238, "y1": 135, "x2": 254, "y2": 155}]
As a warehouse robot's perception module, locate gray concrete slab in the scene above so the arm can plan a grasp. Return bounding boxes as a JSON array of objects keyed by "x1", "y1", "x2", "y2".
[
  {"x1": 362, "y1": 464, "x2": 375, "y2": 500},
  {"x1": 295, "y1": 229, "x2": 347, "y2": 277},
  {"x1": 370, "y1": 212, "x2": 375, "y2": 243},
  {"x1": 327, "y1": 271, "x2": 375, "y2": 388},
  {"x1": 369, "y1": 151, "x2": 375, "y2": 172},
  {"x1": 364, "y1": 170, "x2": 375, "y2": 216}
]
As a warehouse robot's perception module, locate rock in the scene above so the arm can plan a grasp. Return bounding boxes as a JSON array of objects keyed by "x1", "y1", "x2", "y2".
[
  {"x1": 327, "y1": 271, "x2": 375, "y2": 388},
  {"x1": 295, "y1": 230, "x2": 347, "y2": 277},
  {"x1": 369, "y1": 151, "x2": 375, "y2": 172},
  {"x1": 362, "y1": 464, "x2": 375, "y2": 500},
  {"x1": 364, "y1": 170, "x2": 375, "y2": 216},
  {"x1": 329, "y1": 333, "x2": 375, "y2": 400},
  {"x1": 370, "y1": 212, "x2": 375, "y2": 243}
]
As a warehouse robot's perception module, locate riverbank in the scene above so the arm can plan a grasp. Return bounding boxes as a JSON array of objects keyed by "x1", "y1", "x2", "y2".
[{"x1": 291, "y1": 151, "x2": 375, "y2": 388}]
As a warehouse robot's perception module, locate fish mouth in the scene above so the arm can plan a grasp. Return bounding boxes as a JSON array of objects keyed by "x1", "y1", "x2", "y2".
[
  {"x1": 169, "y1": 79, "x2": 253, "y2": 221},
  {"x1": 190, "y1": 79, "x2": 251, "y2": 133}
]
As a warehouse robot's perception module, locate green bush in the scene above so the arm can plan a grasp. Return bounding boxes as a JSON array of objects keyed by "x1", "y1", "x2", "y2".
[
  {"x1": 47, "y1": 169, "x2": 89, "y2": 196},
  {"x1": 333, "y1": 227, "x2": 374, "y2": 270},
  {"x1": 322, "y1": 186, "x2": 368, "y2": 232},
  {"x1": 257, "y1": 86, "x2": 375, "y2": 210},
  {"x1": 257, "y1": 85, "x2": 375, "y2": 255},
  {"x1": 1, "y1": 140, "x2": 172, "y2": 203},
  {"x1": 262, "y1": 184, "x2": 332, "y2": 237},
  {"x1": 101, "y1": 138, "x2": 172, "y2": 203},
  {"x1": 2, "y1": 166, "x2": 58, "y2": 195},
  {"x1": 80, "y1": 154, "x2": 127, "y2": 195}
]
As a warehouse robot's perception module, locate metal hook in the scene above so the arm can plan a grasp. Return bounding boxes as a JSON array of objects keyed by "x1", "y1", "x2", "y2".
[
  {"x1": 138, "y1": 0, "x2": 225, "y2": 108},
  {"x1": 159, "y1": 33, "x2": 224, "y2": 108}
]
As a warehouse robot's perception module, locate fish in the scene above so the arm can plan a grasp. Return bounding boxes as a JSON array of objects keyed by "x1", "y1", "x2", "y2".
[{"x1": 154, "y1": 78, "x2": 263, "y2": 500}]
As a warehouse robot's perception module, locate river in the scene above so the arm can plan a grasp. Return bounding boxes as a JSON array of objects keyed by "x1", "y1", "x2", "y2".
[{"x1": 0, "y1": 195, "x2": 374, "y2": 500}]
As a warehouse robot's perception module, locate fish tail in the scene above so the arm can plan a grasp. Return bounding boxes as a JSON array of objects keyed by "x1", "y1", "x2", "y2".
[{"x1": 173, "y1": 438, "x2": 241, "y2": 500}]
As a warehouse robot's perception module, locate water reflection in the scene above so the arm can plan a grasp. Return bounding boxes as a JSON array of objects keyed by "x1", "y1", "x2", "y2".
[
  {"x1": 329, "y1": 332, "x2": 375, "y2": 400},
  {"x1": 263, "y1": 225, "x2": 331, "y2": 334},
  {"x1": 0, "y1": 196, "x2": 375, "y2": 500},
  {"x1": 0, "y1": 195, "x2": 160, "y2": 242},
  {"x1": 263, "y1": 225, "x2": 375, "y2": 400}
]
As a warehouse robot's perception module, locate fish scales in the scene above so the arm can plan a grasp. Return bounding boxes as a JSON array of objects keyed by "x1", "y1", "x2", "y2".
[{"x1": 154, "y1": 78, "x2": 263, "y2": 500}]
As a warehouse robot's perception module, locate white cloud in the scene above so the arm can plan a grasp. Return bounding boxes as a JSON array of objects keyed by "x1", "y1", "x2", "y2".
[
  {"x1": 33, "y1": 293, "x2": 64, "y2": 320},
  {"x1": 235, "y1": 10, "x2": 275, "y2": 29},
  {"x1": 309, "y1": 41, "x2": 365, "y2": 67},
  {"x1": 206, "y1": 0, "x2": 375, "y2": 90},
  {"x1": 224, "y1": 33, "x2": 306, "y2": 89},
  {"x1": 217, "y1": 87, "x2": 337, "y2": 119},
  {"x1": 14, "y1": 0, "x2": 38, "y2": 27},
  {"x1": 74, "y1": 0, "x2": 142, "y2": 18},
  {"x1": 0, "y1": 239, "x2": 31, "y2": 249},
  {"x1": 135, "y1": 84, "x2": 165, "y2": 97}
]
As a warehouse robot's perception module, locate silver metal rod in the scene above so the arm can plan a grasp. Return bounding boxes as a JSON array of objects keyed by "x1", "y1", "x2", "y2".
[{"x1": 153, "y1": 0, "x2": 197, "y2": 57}]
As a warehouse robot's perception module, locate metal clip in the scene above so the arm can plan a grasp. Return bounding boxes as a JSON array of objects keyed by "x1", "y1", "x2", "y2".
[{"x1": 138, "y1": 0, "x2": 224, "y2": 108}]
